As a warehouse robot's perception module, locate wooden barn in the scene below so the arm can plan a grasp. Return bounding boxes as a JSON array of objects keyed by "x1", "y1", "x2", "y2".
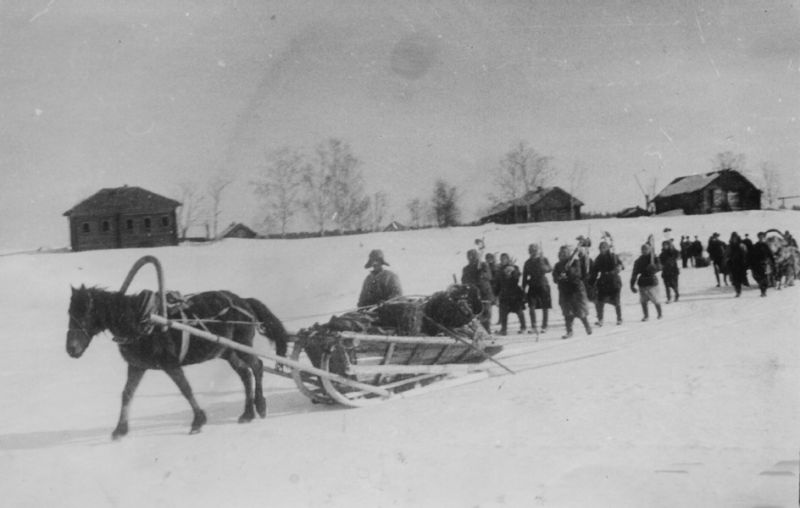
[
  {"x1": 63, "y1": 186, "x2": 181, "y2": 251},
  {"x1": 616, "y1": 206, "x2": 650, "y2": 218},
  {"x1": 218, "y1": 222, "x2": 258, "y2": 239},
  {"x1": 652, "y1": 169, "x2": 761, "y2": 215},
  {"x1": 480, "y1": 187, "x2": 583, "y2": 224}
]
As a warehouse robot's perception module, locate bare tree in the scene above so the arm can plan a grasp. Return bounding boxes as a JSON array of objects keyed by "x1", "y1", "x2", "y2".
[
  {"x1": 760, "y1": 161, "x2": 782, "y2": 209},
  {"x1": 371, "y1": 191, "x2": 389, "y2": 231},
  {"x1": 712, "y1": 151, "x2": 746, "y2": 172},
  {"x1": 407, "y1": 197, "x2": 424, "y2": 228},
  {"x1": 567, "y1": 160, "x2": 589, "y2": 220},
  {"x1": 206, "y1": 173, "x2": 234, "y2": 238},
  {"x1": 303, "y1": 138, "x2": 368, "y2": 234},
  {"x1": 253, "y1": 147, "x2": 305, "y2": 237},
  {"x1": 431, "y1": 179, "x2": 460, "y2": 227},
  {"x1": 490, "y1": 141, "x2": 555, "y2": 219},
  {"x1": 175, "y1": 181, "x2": 206, "y2": 239}
]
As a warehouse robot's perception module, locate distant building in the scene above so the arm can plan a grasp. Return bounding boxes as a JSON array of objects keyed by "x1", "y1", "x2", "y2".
[
  {"x1": 63, "y1": 186, "x2": 181, "y2": 251},
  {"x1": 616, "y1": 206, "x2": 650, "y2": 218},
  {"x1": 218, "y1": 222, "x2": 258, "y2": 239},
  {"x1": 479, "y1": 187, "x2": 583, "y2": 224},
  {"x1": 383, "y1": 220, "x2": 407, "y2": 232},
  {"x1": 652, "y1": 169, "x2": 761, "y2": 215}
]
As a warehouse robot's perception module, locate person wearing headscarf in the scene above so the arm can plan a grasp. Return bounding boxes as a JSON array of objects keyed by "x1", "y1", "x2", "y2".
[
  {"x1": 358, "y1": 249, "x2": 402, "y2": 307},
  {"x1": 588, "y1": 240, "x2": 623, "y2": 326},
  {"x1": 552, "y1": 245, "x2": 592, "y2": 339},
  {"x1": 522, "y1": 243, "x2": 552, "y2": 333},
  {"x1": 630, "y1": 243, "x2": 662, "y2": 321}
]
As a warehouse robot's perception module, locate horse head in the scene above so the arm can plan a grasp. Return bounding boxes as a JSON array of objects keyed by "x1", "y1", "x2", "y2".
[{"x1": 66, "y1": 285, "x2": 102, "y2": 358}]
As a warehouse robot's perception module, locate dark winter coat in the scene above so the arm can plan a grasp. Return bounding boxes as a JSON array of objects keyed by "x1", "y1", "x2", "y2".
[
  {"x1": 553, "y1": 258, "x2": 589, "y2": 319},
  {"x1": 588, "y1": 251, "x2": 623, "y2": 304},
  {"x1": 630, "y1": 254, "x2": 661, "y2": 289},
  {"x1": 461, "y1": 261, "x2": 494, "y2": 302},
  {"x1": 358, "y1": 269, "x2": 402, "y2": 307},
  {"x1": 659, "y1": 246, "x2": 680, "y2": 278},
  {"x1": 726, "y1": 238, "x2": 749, "y2": 286},
  {"x1": 496, "y1": 263, "x2": 526, "y2": 312},
  {"x1": 522, "y1": 256, "x2": 552, "y2": 309},
  {"x1": 707, "y1": 237, "x2": 726, "y2": 263},
  {"x1": 749, "y1": 241, "x2": 775, "y2": 279}
]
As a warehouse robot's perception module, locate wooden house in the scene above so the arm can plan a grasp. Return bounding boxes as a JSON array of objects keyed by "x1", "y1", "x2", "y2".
[
  {"x1": 479, "y1": 187, "x2": 583, "y2": 224},
  {"x1": 63, "y1": 186, "x2": 181, "y2": 251},
  {"x1": 652, "y1": 169, "x2": 761, "y2": 215}
]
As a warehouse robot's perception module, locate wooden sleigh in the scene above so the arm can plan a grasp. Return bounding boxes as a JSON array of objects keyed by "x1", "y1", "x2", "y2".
[{"x1": 125, "y1": 256, "x2": 509, "y2": 409}]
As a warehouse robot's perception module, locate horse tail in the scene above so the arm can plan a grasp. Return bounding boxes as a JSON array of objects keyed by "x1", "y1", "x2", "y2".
[{"x1": 245, "y1": 298, "x2": 289, "y2": 357}]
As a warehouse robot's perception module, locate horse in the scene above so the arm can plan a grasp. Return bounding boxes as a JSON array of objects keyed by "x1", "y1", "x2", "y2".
[{"x1": 66, "y1": 285, "x2": 289, "y2": 439}]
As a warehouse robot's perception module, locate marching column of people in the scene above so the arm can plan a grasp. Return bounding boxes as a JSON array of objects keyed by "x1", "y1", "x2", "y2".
[{"x1": 358, "y1": 227, "x2": 795, "y2": 341}]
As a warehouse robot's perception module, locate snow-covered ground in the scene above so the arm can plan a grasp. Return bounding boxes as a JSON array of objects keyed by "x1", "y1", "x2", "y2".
[{"x1": 0, "y1": 211, "x2": 798, "y2": 507}]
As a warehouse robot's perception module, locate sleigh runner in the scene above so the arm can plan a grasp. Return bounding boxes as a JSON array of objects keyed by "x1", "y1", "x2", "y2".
[{"x1": 287, "y1": 296, "x2": 505, "y2": 406}]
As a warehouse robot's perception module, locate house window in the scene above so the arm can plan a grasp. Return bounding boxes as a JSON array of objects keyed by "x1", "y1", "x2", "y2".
[
  {"x1": 81, "y1": 222, "x2": 91, "y2": 234},
  {"x1": 101, "y1": 220, "x2": 110, "y2": 233},
  {"x1": 126, "y1": 219, "x2": 134, "y2": 231},
  {"x1": 144, "y1": 217, "x2": 152, "y2": 231},
  {"x1": 161, "y1": 216, "x2": 170, "y2": 227}
]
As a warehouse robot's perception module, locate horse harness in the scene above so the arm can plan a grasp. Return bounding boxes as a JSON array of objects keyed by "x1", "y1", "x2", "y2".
[{"x1": 118, "y1": 290, "x2": 259, "y2": 364}]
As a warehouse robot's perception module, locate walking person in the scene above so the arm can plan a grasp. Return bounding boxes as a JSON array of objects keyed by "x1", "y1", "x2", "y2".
[
  {"x1": 750, "y1": 232, "x2": 776, "y2": 297},
  {"x1": 659, "y1": 240, "x2": 680, "y2": 303},
  {"x1": 553, "y1": 245, "x2": 592, "y2": 339},
  {"x1": 630, "y1": 242, "x2": 663, "y2": 321},
  {"x1": 680, "y1": 235, "x2": 691, "y2": 269},
  {"x1": 690, "y1": 236, "x2": 703, "y2": 267},
  {"x1": 461, "y1": 249, "x2": 494, "y2": 332},
  {"x1": 522, "y1": 244, "x2": 552, "y2": 334},
  {"x1": 496, "y1": 253, "x2": 526, "y2": 335},
  {"x1": 587, "y1": 240, "x2": 623, "y2": 326},
  {"x1": 485, "y1": 252, "x2": 501, "y2": 324},
  {"x1": 358, "y1": 249, "x2": 402, "y2": 307},
  {"x1": 707, "y1": 232, "x2": 728, "y2": 287},
  {"x1": 726, "y1": 232, "x2": 749, "y2": 297}
]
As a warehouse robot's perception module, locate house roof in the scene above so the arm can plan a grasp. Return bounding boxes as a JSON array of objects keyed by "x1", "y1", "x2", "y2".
[
  {"x1": 486, "y1": 186, "x2": 584, "y2": 216},
  {"x1": 655, "y1": 169, "x2": 757, "y2": 199},
  {"x1": 64, "y1": 186, "x2": 181, "y2": 216}
]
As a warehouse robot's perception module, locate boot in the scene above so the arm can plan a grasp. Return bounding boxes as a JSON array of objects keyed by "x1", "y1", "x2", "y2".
[
  {"x1": 641, "y1": 302, "x2": 649, "y2": 322},
  {"x1": 581, "y1": 317, "x2": 592, "y2": 335}
]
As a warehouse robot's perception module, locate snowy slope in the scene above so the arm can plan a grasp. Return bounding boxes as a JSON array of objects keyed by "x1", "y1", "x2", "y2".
[{"x1": 0, "y1": 211, "x2": 798, "y2": 507}]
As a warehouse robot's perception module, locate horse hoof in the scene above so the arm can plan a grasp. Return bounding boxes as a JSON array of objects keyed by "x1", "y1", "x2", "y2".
[
  {"x1": 255, "y1": 398, "x2": 267, "y2": 418},
  {"x1": 238, "y1": 413, "x2": 255, "y2": 424},
  {"x1": 111, "y1": 425, "x2": 128, "y2": 440},
  {"x1": 189, "y1": 427, "x2": 202, "y2": 435}
]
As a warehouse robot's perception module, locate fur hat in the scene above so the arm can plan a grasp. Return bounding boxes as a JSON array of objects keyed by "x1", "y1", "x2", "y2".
[{"x1": 364, "y1": 249, "x2": 389, "y2": 268}]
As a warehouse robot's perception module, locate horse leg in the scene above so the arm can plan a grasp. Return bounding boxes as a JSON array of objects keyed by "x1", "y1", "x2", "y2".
[
  {"x1": 112, "y1": 365, "x2": 146, "y2": 440},
  {"x1": 163, "y1": 367, "x2": 207, "y2": 434},
  {"x1": 243, "y1": 354, "x2": 267, "y2": 418},
  {"x1": 227, "y1": 353, "x2": 256, "y2": 423}
]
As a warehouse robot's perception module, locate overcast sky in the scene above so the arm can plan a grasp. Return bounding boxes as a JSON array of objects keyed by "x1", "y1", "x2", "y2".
[{"x1": 2, "y1": 0, "x2": 799, "y2": 249}]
